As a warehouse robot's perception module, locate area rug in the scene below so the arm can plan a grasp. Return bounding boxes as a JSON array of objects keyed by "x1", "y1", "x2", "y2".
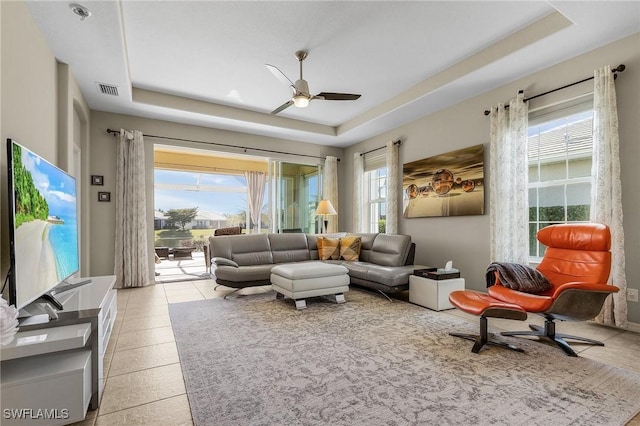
[{"x1": 169, "y1": 289, "x2": 640, "y2": 426}]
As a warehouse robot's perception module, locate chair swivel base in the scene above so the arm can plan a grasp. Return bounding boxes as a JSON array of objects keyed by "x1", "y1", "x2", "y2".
[
  {"x1": 450, "y1": 317, "x2": 525, "y2": 354},
  {"x1": 501, "y1": 320, "x2": 605, "y2": 357}
]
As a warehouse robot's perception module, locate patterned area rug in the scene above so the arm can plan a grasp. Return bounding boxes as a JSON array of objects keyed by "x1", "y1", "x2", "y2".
[{"x1": 169, "y1": 289, "x2": 640, "y2": 426}]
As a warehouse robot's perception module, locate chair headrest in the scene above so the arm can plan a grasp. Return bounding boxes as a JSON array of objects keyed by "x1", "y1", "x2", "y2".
[{"x1": 537, "y1": 223, "x2": 610, "y2": 251}]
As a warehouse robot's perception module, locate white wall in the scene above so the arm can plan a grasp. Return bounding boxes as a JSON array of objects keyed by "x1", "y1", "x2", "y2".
[
  {"x1": 88, "y1": 111, "x2": 345, "y2": 281},
  {"x1": 344, "y1": 33, "x2": 640, "y2": 323}
]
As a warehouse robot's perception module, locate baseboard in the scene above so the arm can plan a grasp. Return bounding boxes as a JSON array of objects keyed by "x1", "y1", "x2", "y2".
[
  {"x1": 590, "y1": 319, "x2": 640, "y2": 333},
  {"x1": 626, "y1": 321, "x2": 640, "y2": 333}
]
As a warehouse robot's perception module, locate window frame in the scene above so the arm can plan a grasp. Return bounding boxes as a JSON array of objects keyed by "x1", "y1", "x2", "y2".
[
  {"x1": 364, "y1": 165, "x2": 387, "y2": 233},
  {"x1": 527, "y1": 98, "x2": 594, "y2": 261}
]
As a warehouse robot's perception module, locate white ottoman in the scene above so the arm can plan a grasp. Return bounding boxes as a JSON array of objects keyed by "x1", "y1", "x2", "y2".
[{"x1": 271, "y1": 262, "x2": 350, "y2": 310}]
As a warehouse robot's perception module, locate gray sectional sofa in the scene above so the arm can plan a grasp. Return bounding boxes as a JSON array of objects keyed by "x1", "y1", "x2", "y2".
[{"x1": 208, "y1": 232, "x2": 418, "y2": 295}]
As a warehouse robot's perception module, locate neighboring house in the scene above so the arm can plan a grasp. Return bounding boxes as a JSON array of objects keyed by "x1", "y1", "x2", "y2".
[
  {"x1": 154, "y1": 209, "x2": 228, "y2": 230},
  {"x1": 191, "y1": 210, "x2": 228, "y2": 230},
  {"x1": 154, "y1": 210, "x2": 168, "y2": 230}
]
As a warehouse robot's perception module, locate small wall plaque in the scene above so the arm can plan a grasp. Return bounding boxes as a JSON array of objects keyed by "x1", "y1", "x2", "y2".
[
  {"x1": 91, "y1": 175, "x2": 104, "y2": 185},
  {"x1": 98, "y1": 192, "x2": 110, "y2": 202}
]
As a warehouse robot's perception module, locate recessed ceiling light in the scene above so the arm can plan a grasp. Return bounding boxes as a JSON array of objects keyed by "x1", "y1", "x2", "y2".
[{"x1": 69, "y1": 3, "x2": 91, "y2": 21}]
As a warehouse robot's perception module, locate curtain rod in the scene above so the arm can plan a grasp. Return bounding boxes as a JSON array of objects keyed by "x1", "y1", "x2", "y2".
[
  {"x1": 154, "y1": 162, "x2": 261, "y2": 175},
  {"x1": 105, "y1": 128, "x2": 339, "y2": 161},
  {"x1": 360, "y1": 140, "x2": 402, "y2": 157},
  {"x1": 483, "y1": 64, "x2": 626, "y2": 115}
]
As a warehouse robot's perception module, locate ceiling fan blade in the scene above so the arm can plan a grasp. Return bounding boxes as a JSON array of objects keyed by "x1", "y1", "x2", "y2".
[
  {"x1": 266, "y1": 64, "x2": 295, "y2": 92},
  {"x1": 315, "y1": 92, "x2": 361, "y2": 101},
  {"x1": 271, "y1": 100, "x2": 294, "y2": 115}
]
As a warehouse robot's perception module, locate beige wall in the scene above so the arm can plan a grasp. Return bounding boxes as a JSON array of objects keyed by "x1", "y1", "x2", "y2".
[
  {"x1": 344, "y1": 33, "x2": 640, "y2": 323},
  {"x1": 89, "y1": 111, "x2": 344, "y2": 280},
  {"x1": 1, "y1": 0, "x2": 58, "y2": 286},
  {"x1": 0, "y1": 1, "x2": 90, "y2": 291}
]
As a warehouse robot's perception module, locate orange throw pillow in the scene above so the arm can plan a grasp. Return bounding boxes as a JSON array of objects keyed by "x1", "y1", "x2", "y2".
[
  {"x1": 339, "y1": 236, "x2": 362, "y2": 261},
  {"x1": 318, "y1": 237, "x2": 340, "y2": 260}
]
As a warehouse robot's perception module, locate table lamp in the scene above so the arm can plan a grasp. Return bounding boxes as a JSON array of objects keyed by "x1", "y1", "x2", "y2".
[{"x1": 315, "y1": 199, "x2": 337, "y2": 233}]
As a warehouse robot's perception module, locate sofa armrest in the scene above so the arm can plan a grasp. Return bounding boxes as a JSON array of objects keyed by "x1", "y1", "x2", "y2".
[
  {"x1": 212, "y1": 257, "x2": 239, "y2": 268},
  {"x1": 405, "y1": 243, "x2": 415, "y2": 265}
]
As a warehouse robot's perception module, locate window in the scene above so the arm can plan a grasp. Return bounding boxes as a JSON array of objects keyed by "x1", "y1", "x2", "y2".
[
  {"x1": 154, "y1": 170, "x2": 248, "y2": 223},
  {"x1": 272, "y1": 161, "x2": 320, "y2": 233},
  {"x1": 154, "y1": 169, "x2": 250, "y2": 247},
  {"x1": 528, "y1": 106, "x2": 593, "y2": 258},
  {"x1": 364, "y1": 153, "x2": 387, "y2": 233}
]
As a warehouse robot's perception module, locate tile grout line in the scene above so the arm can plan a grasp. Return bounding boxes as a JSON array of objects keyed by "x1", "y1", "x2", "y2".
[
  {"x1": 96, "y1": 391, "x2": 190, "y2": 420},
  {"x1": 107, "y1": 359, "x2": 182, "y2": 379},
  {"x1": 112, "y1": 338, "x2": 177, "y2": 354},
  {"x1": 98, "y1": 362, "x2": 187, "y2": 412}
]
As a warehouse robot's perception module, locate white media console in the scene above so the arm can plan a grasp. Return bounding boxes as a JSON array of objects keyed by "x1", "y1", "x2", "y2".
[{"x1": 0, "y1": 276, "x2": 117, "y2": 425}]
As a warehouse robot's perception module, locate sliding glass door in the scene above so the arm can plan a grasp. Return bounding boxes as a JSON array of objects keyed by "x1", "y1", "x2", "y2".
[{"x1": 270, "y1": 160, "x2": 321, "y2": 233}]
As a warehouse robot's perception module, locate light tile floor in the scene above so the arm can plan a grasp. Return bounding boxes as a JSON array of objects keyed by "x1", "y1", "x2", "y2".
[{"x1": 73, "y1": 280, "x2": 640, "y2": 425}]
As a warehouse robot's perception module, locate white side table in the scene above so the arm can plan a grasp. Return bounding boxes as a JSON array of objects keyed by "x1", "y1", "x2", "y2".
[{"x1": 409, "y1": 274, "x2": 465, "y2": 311}]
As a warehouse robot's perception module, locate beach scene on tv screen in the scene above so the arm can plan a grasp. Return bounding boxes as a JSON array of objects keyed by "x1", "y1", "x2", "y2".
[{"x1": 12, "y1": 143, "x2": 78, "y2": 308}]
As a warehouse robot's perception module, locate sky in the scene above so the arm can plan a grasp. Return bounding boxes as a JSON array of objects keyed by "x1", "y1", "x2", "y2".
[
  {"x1": 154, "y1": 169, "x2": 251, "y2": 215},
  {"x1": 153, "y1": 167, "x2": 320, "y2": 217},
  {"x1": 19, "y1": 143, "x2": 77, "y2": 217}
]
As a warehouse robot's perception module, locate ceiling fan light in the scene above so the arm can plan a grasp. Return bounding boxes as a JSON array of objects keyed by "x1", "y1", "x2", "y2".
[{"x1": 293, "y1": 95, "x2": 309, "y2": 108}]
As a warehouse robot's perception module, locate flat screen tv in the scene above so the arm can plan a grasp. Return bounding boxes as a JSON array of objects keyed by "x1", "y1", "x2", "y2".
[{"x1": 6, "y1": 139, "x2": 79, "y2": 311}]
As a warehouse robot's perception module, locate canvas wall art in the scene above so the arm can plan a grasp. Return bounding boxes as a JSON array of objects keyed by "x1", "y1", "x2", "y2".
[{"x1": 403, "y1": 144, "x2": 484, "y2": 218}]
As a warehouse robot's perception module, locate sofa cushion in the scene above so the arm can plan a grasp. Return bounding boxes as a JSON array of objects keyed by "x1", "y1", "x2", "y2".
[
  {"x1": 339, "y1": 236, "x2": 361, "y2": 261},
  {"x1": 306, "y1": 234, "x2": 318, "y2": 260},
  {"x1": 366, "y1": 264, "x2": 416, "y2": 287},
  {"x1": 269, "y1": 233, "x2": 311, "y2": 263},
  {"x1": 348, "y1": 233, "x2": 378, "y2": 262},
  {"x1": 318, "y1": 237, "x2": 340, "y2": 260},
  {"x1": 210, "y1": 233, "x2": 273, "y2": 266},
  {"x1": 271, "y1": 262, "x2": 348, "y2": 280},
  {"x1": 368, "y1": 234, "x2": 412, "y2": 267},
  {"x1": 214, "y1": 264, "x2": 274, "y2": 283},
  {"x1": 340, "y1": 261, "x2": 370, "y2": 280}
]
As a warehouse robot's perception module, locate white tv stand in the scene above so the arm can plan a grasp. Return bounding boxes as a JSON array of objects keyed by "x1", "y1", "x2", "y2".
[{"x1": 0, "y1": 276, "x2": 117, "y2": 425}]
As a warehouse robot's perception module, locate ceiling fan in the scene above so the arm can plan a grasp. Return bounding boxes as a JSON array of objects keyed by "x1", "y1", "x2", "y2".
[{"x1": 266, "y1": 50, "x2": 361, "y2": 115}]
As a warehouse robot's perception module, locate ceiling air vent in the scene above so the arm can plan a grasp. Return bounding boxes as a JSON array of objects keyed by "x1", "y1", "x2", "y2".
[{"x1": 96, "y1": 82, "x2": 119, "y2": 96}]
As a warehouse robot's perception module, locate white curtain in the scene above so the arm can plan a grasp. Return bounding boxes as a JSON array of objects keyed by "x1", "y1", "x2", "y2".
[
  {"x1": 245, "y1": 171, "x2": 266, "y2": 233},
  {"x1": 114, "y1": 129, "x2": 150, "y2": 288},
  {"x1": 591, "y1": 65, "x2": 628, "y2": 328},
  {"x1": 386, "y1": 140, "x2": 399, "y2": 234},
  {"x1": 323, "y1": 156, "x2": 339, "y2": 233},
  {"x1": 353, "y1": 152, "x2": 365, "y2": 233},
  {"x1": 489, "y1": 92, "x2": 529, "y2": 263}
]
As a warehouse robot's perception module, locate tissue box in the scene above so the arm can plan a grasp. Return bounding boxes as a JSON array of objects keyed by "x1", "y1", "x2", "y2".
[
  {"x1": 413, "y1": 268, "x2": 437, "y2": 278},
  {"x1": 426, "y1": 269, "x2": 460, "y2": 280}
]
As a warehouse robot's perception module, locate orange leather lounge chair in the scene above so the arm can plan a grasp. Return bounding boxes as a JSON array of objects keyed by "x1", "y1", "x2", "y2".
[{"x1": 488, "y1": 223, "x2": 619, "y2": 356}]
